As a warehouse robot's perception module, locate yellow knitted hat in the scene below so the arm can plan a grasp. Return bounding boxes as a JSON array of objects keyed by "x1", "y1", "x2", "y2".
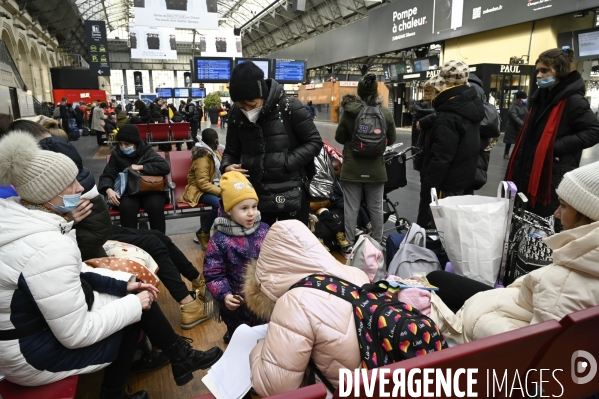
[{"x1": 220, "y1": 171, "x2": 258, "y2": 212}]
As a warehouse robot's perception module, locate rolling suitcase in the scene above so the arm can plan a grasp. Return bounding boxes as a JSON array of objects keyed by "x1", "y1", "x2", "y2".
[{"x1": 67, "y1": 118, "x2": 80, "y2": 141}]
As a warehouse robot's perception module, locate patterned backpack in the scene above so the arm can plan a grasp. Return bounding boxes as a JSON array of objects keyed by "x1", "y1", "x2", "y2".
[{"x1": 290, "y1": 275, "x2": 447, "y2": 372}]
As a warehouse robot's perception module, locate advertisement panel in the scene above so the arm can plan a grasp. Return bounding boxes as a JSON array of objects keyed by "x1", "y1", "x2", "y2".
[
  {"x1": 134, "y1": 0, "x2": 218, "y2": 30},
  {"x1": 200, "y1": 29, "x2": 243, "y2": 57},
  {"x1": 84, "y1": 21, "x2": 111, "y2": 76},
  {"x1": 368, "y1": 0, "x2": 599, "y2": 56},
  {"x1": 130, "y1": 25, "x2": 178, "y2": 60}
]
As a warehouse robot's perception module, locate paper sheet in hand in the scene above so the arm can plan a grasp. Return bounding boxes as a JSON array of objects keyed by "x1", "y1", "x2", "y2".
[{"x1": 202, "y1": 324, "x2": 268, "y2": 399}]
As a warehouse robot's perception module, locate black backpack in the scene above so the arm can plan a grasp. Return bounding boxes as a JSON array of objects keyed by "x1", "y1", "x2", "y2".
[
  {"x1": 352, "y1": 102, "x2": 387, "y2": 157},
  {"x1": 290, "y1": 274, "x2": 447, "y2": 390}
]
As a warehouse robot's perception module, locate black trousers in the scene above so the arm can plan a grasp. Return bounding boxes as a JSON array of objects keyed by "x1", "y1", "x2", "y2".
[
  {"x1": 188, "y1": 122, "x2": 199, "y2": 150},
  {"x1": 504, "y1": 143, "x2": 512, "y2": 156},
  {"x1": 102, "y1": 301, "x2": 177, "y2": 390},
  {"x1": 118, "y1": 194, "x2": 167, "y2": 234},
  {"x1": 111, "y1": 225, "x2": 200, "y2": 303},
  {"x1": 427, "y1": 270, "x2": 494, "y2": 313},
  {"x1": 416, "y1": 189, "x2": 463, "y2": 228},
  {"x1": 260, "y1": 191, "x2": 310, "y2": 227}
]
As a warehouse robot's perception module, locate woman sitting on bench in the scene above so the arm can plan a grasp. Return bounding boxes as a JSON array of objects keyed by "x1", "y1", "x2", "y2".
[
  {"x1": 0, "y1": 132, "x2": 222, "y2": 398},
  {"x1": 427, "y1": 161, "x2": 599, "y2": 344},
  {"x1": 99, "y1": 125, "x2": 170, "y2": 234}
]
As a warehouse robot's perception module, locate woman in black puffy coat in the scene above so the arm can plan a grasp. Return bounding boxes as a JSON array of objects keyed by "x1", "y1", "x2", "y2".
[
  {"x1": 506, "y1": 48, "x2": 599, "y2": 219},
  {"x1": 503, "y1": 91, "x2": 528, "y2": 159},
  {"x1": 221, "y1": 61, "x2": 323, "y2": 226},
  {"x1": 99, "y1": 125, "x2": 171, "y2": 233}
]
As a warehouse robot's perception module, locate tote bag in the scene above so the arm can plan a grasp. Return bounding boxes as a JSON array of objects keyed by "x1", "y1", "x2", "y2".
[{"x1": 430, "y1": 182, "x2": 510, "y2": 286}]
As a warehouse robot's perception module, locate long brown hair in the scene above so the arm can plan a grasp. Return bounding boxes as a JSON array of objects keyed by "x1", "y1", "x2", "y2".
[{"x1": 535, "y1": 48, "x2": 575, "y2": 79}]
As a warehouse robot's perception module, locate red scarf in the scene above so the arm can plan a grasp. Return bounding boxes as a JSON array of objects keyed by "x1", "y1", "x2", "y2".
[{"x1": 505, "y1": 99, "x2": 567, "y2": 207}]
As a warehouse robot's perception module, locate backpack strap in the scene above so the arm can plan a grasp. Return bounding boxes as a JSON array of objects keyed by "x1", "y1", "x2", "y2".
[
  {"x1": 308, "y1": 359, "x2": 337, "y2": 394},
  {"x1": 289, "y1": 274, "x2": 360, "y2": 303}
]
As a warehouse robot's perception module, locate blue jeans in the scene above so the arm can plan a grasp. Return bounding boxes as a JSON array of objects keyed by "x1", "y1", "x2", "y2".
[{"x1": 198, "y1": 193, "x2": 220, "y2": 233}]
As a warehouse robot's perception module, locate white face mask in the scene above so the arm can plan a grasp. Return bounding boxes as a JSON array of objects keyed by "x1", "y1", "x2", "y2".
[{"x1": 242, "y1": 106, "x2": 262, "y2": 123}]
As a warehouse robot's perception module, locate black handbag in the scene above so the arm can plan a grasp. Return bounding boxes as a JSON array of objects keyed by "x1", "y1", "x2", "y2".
[{"x1": 260, "y1": 187, "x2": 302, "y2": 213}]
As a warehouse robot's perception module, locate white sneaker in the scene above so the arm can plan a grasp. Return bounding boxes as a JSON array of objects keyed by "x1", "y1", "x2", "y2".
[{"x1": 355, "y1": 228, "x2": 365, "y2": 237}]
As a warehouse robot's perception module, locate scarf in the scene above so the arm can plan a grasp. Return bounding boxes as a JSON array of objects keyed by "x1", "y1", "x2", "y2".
[
  {"x1": 213, "y1": 213, "x2": 261, "y2": 237},
  {"x1": 195, "y1": 140, "x2": 221, "y2": 186},
  {"x1": 505, "y1": 99, "x2": 567, "y2": 207}
]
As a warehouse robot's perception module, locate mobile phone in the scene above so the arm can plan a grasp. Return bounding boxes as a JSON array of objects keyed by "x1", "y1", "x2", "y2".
[{"x1": 233, "y1": 294, "x2": 245, "y2": 304}]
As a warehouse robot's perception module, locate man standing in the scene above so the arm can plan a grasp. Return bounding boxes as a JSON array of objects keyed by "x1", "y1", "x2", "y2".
[
  {"x1": 417, "y1": 60, "x2": 485, "y2": 227},
  {"x1": 59, "y1": 97, "x2": 69, "y2": 132}
]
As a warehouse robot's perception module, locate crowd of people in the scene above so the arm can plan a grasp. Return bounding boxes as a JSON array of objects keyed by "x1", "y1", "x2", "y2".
[{"x1": 0, "y1": 48, "x2": 598, "y2": 399}]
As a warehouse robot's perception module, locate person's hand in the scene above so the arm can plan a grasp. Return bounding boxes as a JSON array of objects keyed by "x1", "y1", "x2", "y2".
[
  {"x1": 130, "y1": 164, "x2": 143, "y2": 171},
  {"x1": 66, "y1": 199, "x2": 92, "y2": 223},
  {"x1": 127, "y1": 281, "x2": 159, "y2": 300},
  {"x1": 136, "y1": 291, "x2": 154, "y2": 311},
  {"x1": 225, "y1": 294, "x2": 241, "y2": 311},
  {"x1": 224, "y1": 164, "x2": 249, "y2": 177},
  {"x1": 416, "y1": 121, "x2": 421, "y2": 131},
  {"x1": 106, "y1": 188, "x2": 121, "y2": 206}
]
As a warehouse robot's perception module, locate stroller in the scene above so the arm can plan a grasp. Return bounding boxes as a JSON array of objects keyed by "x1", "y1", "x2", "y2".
[{"x1": 380, "y1": 143, "x2": 421, "y2": 237}]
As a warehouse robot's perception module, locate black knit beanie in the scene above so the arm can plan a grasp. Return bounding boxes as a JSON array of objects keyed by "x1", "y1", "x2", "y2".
[
  {"x1": 358, "y1": 73, "x2": 379, "y2": 99},
  {"x1": 515, "y1": 91, "x2": 527, "y2": 99},
  {"x1": 118, "y1": 124, "x2": 142, "y2": 145},
  {"x1": 229, "y1": 61, "x2": 269, "y2": 102}
]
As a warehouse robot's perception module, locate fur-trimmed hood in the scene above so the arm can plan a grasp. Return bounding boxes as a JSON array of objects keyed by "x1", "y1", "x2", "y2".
[
  {"x1": 243, "y1": 220, "x2": 369, "y2": 321},
  {"x1": 341, "y1": 93, "x2": 384, "y2": 112},
  {"x1": 191, "y1": 146, "x2": 212, "y2": 161}
]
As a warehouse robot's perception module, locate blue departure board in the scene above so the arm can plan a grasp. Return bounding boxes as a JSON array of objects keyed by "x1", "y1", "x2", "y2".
[
  {"x1": 196, "y1": 58, "x2": 233, "y2": 82},
  {"x1": 191, "y1": 88, "x2": 206, "y2": 98},
  {"x1": 274, "y1": 60, "x2": 306, "y2": 83},
  {"x1": 174, "y1": 88, "x2": 190, "y2": 98},
  {"x1": 156, "y1": 88, "x2": 173, "y2": 98}
]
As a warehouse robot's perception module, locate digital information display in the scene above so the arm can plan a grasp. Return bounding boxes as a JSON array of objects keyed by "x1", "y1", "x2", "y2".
[
  {"x1": 157, "y1": 88, "x2": 173, "y2": 98},
  {"x1": 578, "y1": 30, "x2": 599, "y2": 58},
  {"x1": 274, "y1": 61, "x2": 305, "y2": 82},
  {"x1": 174, "y1": 88, "x2": 190, "y2": 98},
  {"x1": 196, "y1": 59, "x2": 232, "y2": 81},
  {"x1": 237, "y1": 59, "x2": 270, "y2": 78},
  {"x1": 191, "y1": 88, "x2": 206, "y2": 98}
]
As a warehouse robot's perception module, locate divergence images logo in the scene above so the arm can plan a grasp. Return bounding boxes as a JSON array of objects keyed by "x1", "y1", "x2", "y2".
[{"x1": 571, "y1": 350, "x2": 597, "y2": 385}]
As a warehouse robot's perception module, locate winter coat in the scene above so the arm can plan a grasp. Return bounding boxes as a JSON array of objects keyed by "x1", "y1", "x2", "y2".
[
  {"x1": 305, "y1": 104, "x2": 316, "y2": 118},
  {"x1": 91, "y1": 107, "x2": 107, "y2": 131},
  {"x1": 0, "y1": 198, "x2": 142, "y2": 386},
  {"x1": 420, "y1": 85, "x2": 485, "y2": 193},
  {"x1": 179, "y1": 146, "x2": 222, "y2": 207},
  {"x1": 244, "y1": 220, "x2": 370, "y2": 397},
  {"x1": 335, "y1": 94, "x2": 397, "y2": 183},
  {"x1": 74, "y1": 106, "x2": 84, "y2": 125},
  {"x1": 221, "y1": 79, "x2": 323, "y2": 196},
  {"x1": 411, "y1": 100, "x2": 435, "y2": 147},
  {"x1": 116, "y1": 111, "x2": 130, "y2": 128},
  {"x1": 504, "y1": 100, "x2": 527, "y2": 144},
  {"x1": 98, "y1": 140, "x2": 170, "y2": 196},
  {"x1": 38, "y1": 135, "x2": 96, "y2": 193},
  {"x1": 510, "y1": 71, "x2": 599, "y2": 216},
  {"x1": 76, "y1": 186, "x2": 112, "y2": 261},
  {"x1": 430, "y1": 221, "x2": 599, "y2": 344},
  {"x1": 203, "y1": 213, "x2": 269, "y2": 302},
  {"x1": 186, "y1": 102, "x2": 202, "y2": 124}
]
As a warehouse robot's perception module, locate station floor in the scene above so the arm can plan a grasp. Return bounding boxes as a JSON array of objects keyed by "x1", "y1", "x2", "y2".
[{"x1": 70, "y1": 121, "x2": 599, "y2": 398}]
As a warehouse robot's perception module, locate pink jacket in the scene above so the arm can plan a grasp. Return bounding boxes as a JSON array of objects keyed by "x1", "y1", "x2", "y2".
[{"x1": 244, "y1": 220, "x2": 370, "y2": 397}]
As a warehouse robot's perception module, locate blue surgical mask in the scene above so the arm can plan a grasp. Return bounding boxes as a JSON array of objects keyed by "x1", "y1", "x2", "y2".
[
  {"x1": 121, "y1": 145, "x2": 135, "y2": 155},
  {"x1": 537, "y1": 76, "x2": 555, "y2": 89},
  {"x1": 50, "y1": 193, "x2": 81, "y2": 214}
]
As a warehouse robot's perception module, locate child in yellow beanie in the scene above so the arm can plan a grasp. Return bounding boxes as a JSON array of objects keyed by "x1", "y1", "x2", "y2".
[{"x1": 203, "y1": 171, "x2": 270, "y2": 343}]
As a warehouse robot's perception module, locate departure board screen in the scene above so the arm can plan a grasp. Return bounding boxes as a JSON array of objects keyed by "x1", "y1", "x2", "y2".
[
  {"x1": 195, "y1": 58, "x2": 233, "y2": 83},
  {"x1": 191, "y1": 88, "x2": 206, "y2": 98},
  {"x1": 156, "y1": 88, "x2": 173, "y2": 98},
  {"x1": 274, "y1": 60, "x2": 306, "y2": 83},
  {"x1": 236, "y1": 58, "x2": 271, "y2": 79},
  {"x1": 174, "y1": 88, "x2": 189, "y2": 98}
]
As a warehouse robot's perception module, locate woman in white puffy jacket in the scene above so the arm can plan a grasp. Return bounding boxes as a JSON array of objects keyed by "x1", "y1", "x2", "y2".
[
  {"x1": 0, "y1": 132, "x2": 222, "y2": 399},
  {"x1": 426, "y1": 160, "x2": 599, "y2": 344}
]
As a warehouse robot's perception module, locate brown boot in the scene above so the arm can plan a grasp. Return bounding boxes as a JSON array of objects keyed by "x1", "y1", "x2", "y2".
[
  {"x1": 192, "y1": 274, "x2": 206, "y2": 301},
  {"x1": 336, "y1": 232, "x2": 350, "y2": 248},
  {"x1": 180, "y1": 296, "x2": 211, "y2": 330}
]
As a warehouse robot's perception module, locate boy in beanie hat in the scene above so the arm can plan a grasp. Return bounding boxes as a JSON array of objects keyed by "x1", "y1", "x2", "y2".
[
  {"x1": 203, "y1": 171, "x2": 269, "y2": 343},
  {"x1": 555, "y1": 160, "x2": 599, "y2": 229},
  {"x1": 335, "y1": 73, "x2": 396, "y2": 247}
]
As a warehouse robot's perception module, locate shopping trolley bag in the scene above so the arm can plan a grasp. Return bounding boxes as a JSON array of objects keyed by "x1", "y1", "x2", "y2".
[{"x1": 430, "y1": 182, "x2": 512, "y2": 286}]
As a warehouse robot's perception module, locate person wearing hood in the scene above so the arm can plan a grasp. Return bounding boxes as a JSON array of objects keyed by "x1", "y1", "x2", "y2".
[
  {"x1": 427, "y1": 161, "x2": 599, "y2": 344},
  {"x1": 98, "y1": 124, "x2": 171, "y2": 233},
  {"x1": 335, "y1": 73, "x2": 397, "y2": 245},
  {"x1": 178, "y1": 128, "x2": 223, "y2": 250},
  {"x1": 117, "y1": 110, "x2": 130, "y2": 128},
  {"x1": 0, "y1": 132, "x2": 223, "y2": 397},
  {"x1": 503, "y1": 91, "x2": 528, "y2": 159},
  {"x1": 416, "y1": 60, "x2": 485, "y2": 228},
  {"x1": 244, "y1": 219, "x2": 370, "y2": 397},
  {"x1": 221, "y1": 61, "x2": 323, "y2": 226},
  {"x1": 506, "y1": 48, "x2": 599, "y2": 221},
  {"x1": 203, "y1": 171, "x2": 270, "y2": 344}
]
